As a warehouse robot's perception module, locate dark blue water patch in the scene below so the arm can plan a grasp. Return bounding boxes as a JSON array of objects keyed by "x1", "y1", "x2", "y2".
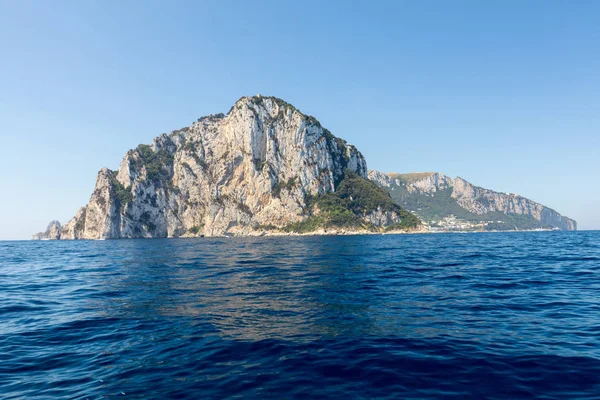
[{"x1": 0, "y1": 231, "x2": 599, "y2": 399}]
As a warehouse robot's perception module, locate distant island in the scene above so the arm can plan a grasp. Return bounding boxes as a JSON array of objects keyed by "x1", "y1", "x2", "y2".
[{"x1": 33, "y1": 96, "x2": 575, "y2": 240}]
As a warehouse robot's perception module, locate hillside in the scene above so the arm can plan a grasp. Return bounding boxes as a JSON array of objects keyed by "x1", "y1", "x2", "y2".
[{"x1": 369, "y1": 171, "x2": 576, "y2": 231}]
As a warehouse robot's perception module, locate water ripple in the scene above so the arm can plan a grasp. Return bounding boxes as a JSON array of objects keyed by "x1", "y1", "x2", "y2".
[{"x1": 1, "y1": 231, "x2": 599, "y2": 398}]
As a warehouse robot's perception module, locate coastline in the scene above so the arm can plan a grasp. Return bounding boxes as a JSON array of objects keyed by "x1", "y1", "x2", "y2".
[
  {"x1": 29, "y1": 226, "x2": 570, "y2": 241},
  {"x1": 99, "y1": 227, "x2": 565, "y2": 240}
]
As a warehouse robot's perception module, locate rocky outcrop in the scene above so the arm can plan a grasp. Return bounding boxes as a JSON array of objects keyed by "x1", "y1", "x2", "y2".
[
  {"x1": 32, "y1": 220, "x2": 62, "y2": 240},
  {"x1": 34, "y1": 96, "x2": 418, "y2": 240},
  {"x1": 369, "y1": 171, "x2": 576, "y2": 231},
  {"x1": 59, "y1": 207, "x2": 87, "y2": 240}
]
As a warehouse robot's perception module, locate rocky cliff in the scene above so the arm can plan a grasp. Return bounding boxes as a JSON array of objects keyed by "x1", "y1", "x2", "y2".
[
  {"x1": 33, "y1": 96, "x2": 420, "y2": 240},
  {"x1": 369, "y1": 171, "x2": 576, "y2": 231},
  {"x1": 32, "y1": 221, "x2": 62, "y2": 240}
]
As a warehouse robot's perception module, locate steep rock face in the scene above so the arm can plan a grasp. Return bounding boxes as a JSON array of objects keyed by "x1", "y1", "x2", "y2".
[
  {"x1": 32, "y1": 220, "x2": 62, "y2": 240},
  {"x1": 369, "y1": 171, "x2": 576, "y2": 230},
  {"x1": 60, "y1": 207, "x2": 87, "y2": 240},
  {"x1": 38, "y1": 96, "x2": 414, "y2": 239}
]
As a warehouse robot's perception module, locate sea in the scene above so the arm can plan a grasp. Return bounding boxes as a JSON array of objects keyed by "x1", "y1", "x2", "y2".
[{"x1": 1, "y1": 231, "x2": 599, "y2": 399}]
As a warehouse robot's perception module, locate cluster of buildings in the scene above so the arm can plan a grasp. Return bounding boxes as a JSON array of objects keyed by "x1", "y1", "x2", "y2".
[{"x1": 426, "y1": 215, "x2": 504, "y2": 232}]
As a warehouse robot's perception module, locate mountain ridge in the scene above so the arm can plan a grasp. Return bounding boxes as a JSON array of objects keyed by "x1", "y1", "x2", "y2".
[
  {"x1": 368, "y1": 170, "x2": 576, "y2": 231},
  {"x1": 33, "y1": 95, "x2": 576, "y2": 239}
]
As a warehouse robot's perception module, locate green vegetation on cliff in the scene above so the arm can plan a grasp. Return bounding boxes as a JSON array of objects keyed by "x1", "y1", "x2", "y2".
[
  {"x1": 107, "y1": 171, "x2": 133, "y2": 212},
  {"x1": 283, "y1": 171, "x2": 420, "y2": 233},
  {"x1": 385, "y1": 182, "x2": 550, "y2": 231},
  {"x1": 133, "y1": 144, "x2": 174, "y2": 183}
]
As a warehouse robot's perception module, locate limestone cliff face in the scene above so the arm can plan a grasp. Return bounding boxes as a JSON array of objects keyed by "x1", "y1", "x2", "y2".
[
  {"x1": 32, "y1": 221, "x2": 62, "y2": 240},
  {"x1": 35, "y1": 96, "x2": 398, "y2": 239},
  {"x1": 369, "y1": 171, "x2": 577, "y2": 230},
  {"x1": 60, "y1": 207, "x2": 87, "y2": 240}
]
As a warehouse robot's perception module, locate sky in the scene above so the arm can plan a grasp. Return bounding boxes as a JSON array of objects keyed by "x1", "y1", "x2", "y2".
[{"x1": 1, "y1": 0, "x2": 598, "y2": 239}]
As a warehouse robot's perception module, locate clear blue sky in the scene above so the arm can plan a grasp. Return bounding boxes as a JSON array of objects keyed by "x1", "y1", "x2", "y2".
[{"x1": 1, "y1": 0, "x2": 598, "y2": 239}]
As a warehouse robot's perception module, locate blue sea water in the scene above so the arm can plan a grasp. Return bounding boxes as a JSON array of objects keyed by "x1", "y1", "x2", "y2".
[{"x1": 1, "y1": 231, "x2": 599, "y2": 399}]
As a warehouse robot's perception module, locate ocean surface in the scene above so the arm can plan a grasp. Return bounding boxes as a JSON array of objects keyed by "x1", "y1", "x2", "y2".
[{"x1": 1, "y1": 231, "x2": 599, "y2": 399}]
